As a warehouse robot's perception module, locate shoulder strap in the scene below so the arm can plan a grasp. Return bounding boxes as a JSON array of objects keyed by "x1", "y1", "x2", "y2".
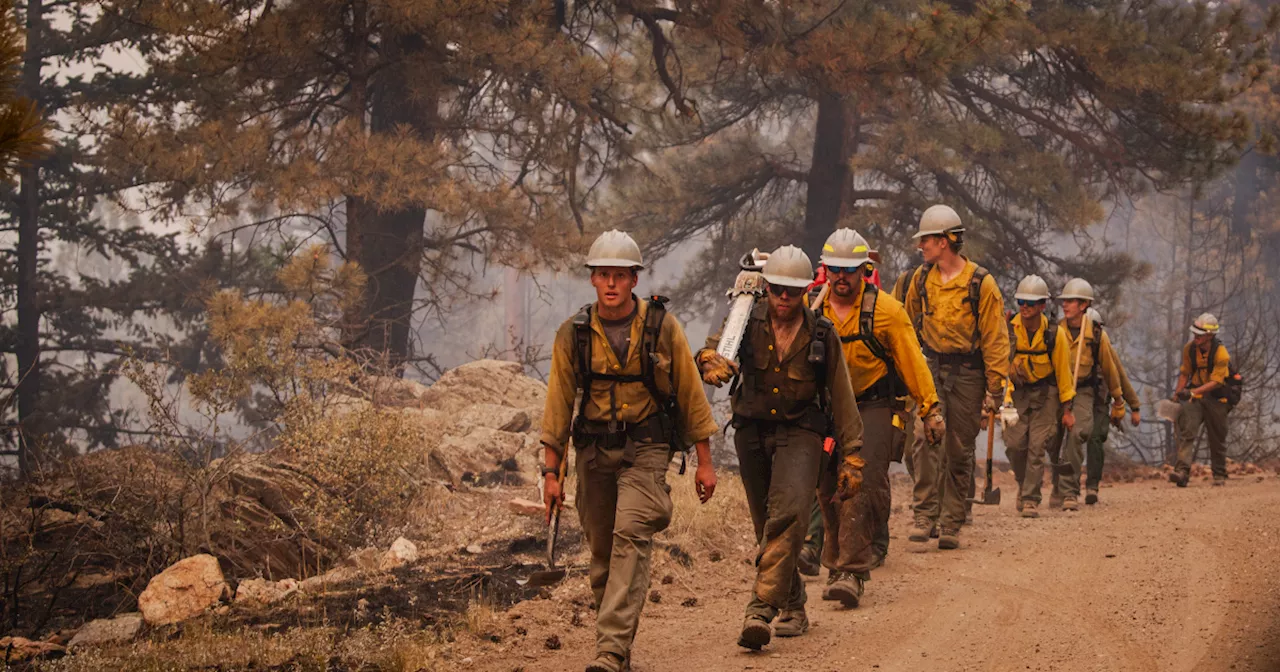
[
  {"x1": 1044, "y1": 319, "x2": 1058, "y2": 354},
  {"x1": 639, "y1": 296, "x2": 673, "y2": 406},
  {"x1": 1006, "y1": 317, "x2": 1018, "y2": 362},
  {"x1": 966, "y1": 266, "x2": 990, "y2": 346},
  {"x1": 1090, "y1": 323, "x2": 1104, "y2": 378},
  {"x1": 810, "y1": 312, "x2": 834, "y2": 411},
  {"x1": 858, "y1": 284, "x2": 890, "y2": 363},
  {"x1": 912, "y1": 264, "x2": 931, "y2": 340}
]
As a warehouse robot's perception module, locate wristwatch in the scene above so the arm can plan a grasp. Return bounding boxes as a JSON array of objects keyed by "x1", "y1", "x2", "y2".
[{"x1": 541, "y1": 465, "x2": 560, "y2": 478}]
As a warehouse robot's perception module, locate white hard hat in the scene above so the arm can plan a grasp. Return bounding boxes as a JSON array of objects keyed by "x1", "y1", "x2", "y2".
[
  {"x1": 912, "y1": 205, "x2": 965, "y2": 239},
  {"x1": 762, "y1": 245, "x2": 814, "y2": 288},
  {"x1": 1190, "y1": 312, "x2": 1220, "y2": 336},
  {"x1": 1014, "y1": 275, "x2": 1051, "y2": 302},
  {"x1": 820, "y1": 229, "x2": 873, "y2": 268},
  {"x1": 1058, "y1": 278, "x2": 1095, "y2": 302},
  {"x1": 584, "y1": 230, "x2": 644, "y2": 269},
  {"x1": 1086, "y1": 307, "x2": 1103, "y2": 325}
]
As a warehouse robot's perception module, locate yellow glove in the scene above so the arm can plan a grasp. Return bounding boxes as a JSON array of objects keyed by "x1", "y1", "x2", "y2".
[
  {"x1": 697, "y1": 350, "x2": 738, "y2": 387},
  {"x1": 833, "y1": 453, "x2": 866, "y2": 503},
  {"x1": 1110, "y1": 402, "x2": 1126, "y2": 428}
]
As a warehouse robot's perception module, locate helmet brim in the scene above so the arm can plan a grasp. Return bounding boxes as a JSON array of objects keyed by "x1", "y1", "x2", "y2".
[
  {"x1": 763, "y1": 274, "x2": 812, "y2": 288},
  {"x1": 1013, "y1": 292, "x2": 1050, "y2": 301},
  {"x1": 585, "y1": 259, "x2": 645, "y2": 270},
  {"x1": 1057, "y1": 294, "x2": 1092, "y2": 301},
  {"x1": 912, "y1": 226, "x2": 965, "y2": 239}
]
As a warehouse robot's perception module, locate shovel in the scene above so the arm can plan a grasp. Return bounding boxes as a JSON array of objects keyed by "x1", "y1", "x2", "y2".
[
  {"x1": 517, "y1": 456, "x2": 569, "y2": 588},
  {"x1": 969, "y1": 412, "x2": 1002, "y2": 506}
]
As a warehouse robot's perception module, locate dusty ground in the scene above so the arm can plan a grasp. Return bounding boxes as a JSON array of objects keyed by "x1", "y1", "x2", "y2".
[{"x1": 459, "y1": 473, "x2": 1280, "y2": 672}]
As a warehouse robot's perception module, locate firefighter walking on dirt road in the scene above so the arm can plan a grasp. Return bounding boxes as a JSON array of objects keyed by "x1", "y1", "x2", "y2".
[
  {"x1": 1083, "y1": 307, "x2": 1141, "y2": 505},
  {"x1": 812, "y1": 228, "x2": 941, "y2": 607},
  {"x1": 540, "y1": 230, "x2": 720, "y2": 672},
  {"x1": 902, "y1": 205, "x2": 1010, "y2": 550},
  {"x1": 698, "y1": 245, "x2": 864, "y2": 651},
  {"x1": 1005, "y1": 275, "x2": 1076, "y2": 519},
  {"x1": 1170, "y1": 313, "x2": 1234, "y2": 488},
  {"x1": 1049, "y1": 279, "x2": 1125, "y2": 511}
]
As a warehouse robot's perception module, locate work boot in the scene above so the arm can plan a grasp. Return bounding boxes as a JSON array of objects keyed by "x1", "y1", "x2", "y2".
[
  {"x1": 1062, "y1": 497, "x2": 1079, "y2": 511},
  {"x1": 930, "y1": 524, "x2": 940, "y2": 539},
  {"x1": 1048, "y1": 493, "x2": 1064, "y2": 509},
  {"x1": 1085, "y1": 488, "x2": 1099, "y2": 505},
  {"x1": 1016, "y1": 499, "x2": 1024, "y2": 513},
  {"x1": 797, "y1": 545, "x2": 820, "y2": 577},
  {"x1": 585, "y1": 652, "x2": 628, "y2": 672},
  {"x1": 870, "y1": 548, "x2": 886, "y2": 570},
  {"x1": 1020, "y1": 501, "x2": 1039, "y2": 519},
  {"x1": 773, "y1": 609, "x2": 809, "y2": 637},
  {"x1": 908, "y1": 515, "x2": 932, "y2": 543},
  {"x1": 737, "y1": 616, "x2": 772, "y2": 650},
  {"x1": 938, "y1": 527, "x2": 960, "y2": 550},
  {"x1": 964, "y1": 510, "x2": 974, "y2": 525},
  {"x1": 824, "y1": 571, "x2": 864, "y2": 608},
  {"x1": 1169, "y1": 471, "x2": 1189, "y2": 488},
  {"x1": 1212, "y1": 476, "x2": 1226, "y2": 487}
]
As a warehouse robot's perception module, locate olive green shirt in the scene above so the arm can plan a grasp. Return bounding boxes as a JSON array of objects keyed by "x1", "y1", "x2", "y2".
[
  {"x1": 701, "y1": 302, "x2": 863, "y2": 454},
  {"x1": 540, "y1": 297, "x2": 718, "y2": 459}
]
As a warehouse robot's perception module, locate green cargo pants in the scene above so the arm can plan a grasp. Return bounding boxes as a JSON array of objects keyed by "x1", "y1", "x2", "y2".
[
  {"x1": 1005, "y1": 383, "x2": 1060, "y2": 505},
  {"x1": 1085, "y1": 397, "x2": 1110, "y2": 492},
  {"x1": 576, "y1": 439, "x2": 674, "y2": 660},
  {"x1": 736, "y1": 421, "x2": 826, "y2": 619},
  {"x1": 1175, "y1": 397, "x2": 1230, "y2": 479},
  {"x1": 1050, "y1": 386, "x2": 1094, "y2": 501},
  {"x1": 912, "y1": 362, "x2": 985, "y2": 530},
  {"x1": 819, "y1": 404, "x2": 900, "y2": 576}
]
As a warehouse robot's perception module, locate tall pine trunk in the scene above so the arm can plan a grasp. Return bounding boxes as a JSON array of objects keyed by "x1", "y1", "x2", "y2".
[
  {"x1": 800, "y1": 91, "x2": 857, "y2": 258},
  {"x1": 345, "y1": 28, "x2": 438, "y2": 373},
  {"x1": 15, "y1": 0, "x2": 43, "y2": 477}
]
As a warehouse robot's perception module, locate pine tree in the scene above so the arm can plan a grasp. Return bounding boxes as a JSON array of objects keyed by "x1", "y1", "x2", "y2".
[
  {"x1": 91, "y1": 0, "x2": 713, "y2": 374},
  {"x1": 607, "y1": 0, "x2": 1276, "y2": 311}
]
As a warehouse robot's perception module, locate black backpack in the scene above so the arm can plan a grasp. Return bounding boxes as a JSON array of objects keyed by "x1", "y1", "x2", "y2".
[{"x1": 1189, "y1": 339, "x2": 1244, "y2": 411}]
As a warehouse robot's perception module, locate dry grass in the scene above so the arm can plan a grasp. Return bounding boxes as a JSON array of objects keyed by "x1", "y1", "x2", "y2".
[{"x1": 660, "y1": 471, "x2": 754, "y2": 559}]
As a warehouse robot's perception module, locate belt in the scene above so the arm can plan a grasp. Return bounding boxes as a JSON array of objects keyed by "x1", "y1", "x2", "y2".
[
  {"x1": 929, "y1": 350, "x2": 984, "y2": 368},
  {"x1": 1019, "y1": 376, "x2": 1056, "y2": 389}
]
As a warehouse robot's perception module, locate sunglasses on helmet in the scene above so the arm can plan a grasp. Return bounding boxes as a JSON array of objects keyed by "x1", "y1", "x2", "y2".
[{"x1": 768, "y1": 284, "x2": 806, "y2": 298}]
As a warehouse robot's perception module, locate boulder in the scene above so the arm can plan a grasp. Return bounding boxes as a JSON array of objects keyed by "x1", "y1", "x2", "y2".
[
  {"x1": 429, "y1": 427, "x2": 530, "y2": 486},
  {"x1": 344, "y1": 547, "x2": 383, "y2": 571},
  {"x1": 453, "y1": 404, "x2": 532, "y2": 433},
  {"x1": 234, "y1": 578, "x2": 298, "y2": 607},
  {"x1": 363, "y1": 376, "x2": 432, "y2": 408},
  {"x1": 419, "y1": 360, "x2": 547, "y2": 418},
  {"x1": 68, "y1": 613, "x2": 144, "y2": 649},
  {"x1": 380, "y1": 537, "x2": 419, "y2": 571},
  {"x1": 137, "y1": 554, "x2": 230, "y2": 626},
  {"x1": 0, "y1": 636, "x2": 65, "y2": 661}
]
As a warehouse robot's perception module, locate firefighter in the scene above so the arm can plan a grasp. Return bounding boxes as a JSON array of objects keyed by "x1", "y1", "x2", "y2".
[
  {"x1": 541, "y1": 230, "x2": 719, "y2": 672},
  {"x1": 902, "y1": 205, "x2": 1011, "y2": 549},
  {"x1": 698, "y1": 245, "x2": 863, "y2": 649},
  {"x1": 1170, "y1": 313, "x2": 1232, "y2": 487},
  {"x1": 1083, "y1": 307, "x2": 1141, "y2": 505}
]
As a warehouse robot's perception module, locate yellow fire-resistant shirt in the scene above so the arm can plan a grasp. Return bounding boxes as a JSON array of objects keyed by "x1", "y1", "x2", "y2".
[
  {"x1": 821, "y1": 285, "x2": 939, "y2": 416},
  {"x1": 1009, "y1": 313, "x2": 1076, "y2": 404},
  {"x1": 1181, "y1": 340, "x2": 1231, "y2": 388},
  {"x1": 903, "y1": 259, "x2": 1011, "y2": 393},
  {"x1": 1060, "y1": 318, "x2": 1123, "y2": 403},
  {"x1": 1110, "y1": 349, "x2": 1141, "y2": 410},
  {"x1": 540, "y1": 297, "x2": 719, "y2": 458}
]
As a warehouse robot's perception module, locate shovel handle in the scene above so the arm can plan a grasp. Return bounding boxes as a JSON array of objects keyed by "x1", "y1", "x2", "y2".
[{"x1": 547, "y1": 454, "x2": 569, "y2": 569}]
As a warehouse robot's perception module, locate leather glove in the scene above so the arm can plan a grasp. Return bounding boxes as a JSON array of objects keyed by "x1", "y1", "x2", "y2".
[
  {"x1": 982, "y1": 391, "x2": 1001, "y2": 416},
  {"x1": 1174, "y1": 389, "x2": 1191, "y2": 402},
  {"x1": 697, "y1": 350, "x2": 738, "y2": 387},
  {"x1": 923, "y1": 406, "x2": 946, "y2": 445},
  {"x1": 833, "y1": 453, "x2": 866, "y2": 503},
  {"x1": 1109, "y1": 403, "x2": 1125, "y2": 428}
]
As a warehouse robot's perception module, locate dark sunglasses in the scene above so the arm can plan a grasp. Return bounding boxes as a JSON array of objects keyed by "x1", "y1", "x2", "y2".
[
  {"x1": 768, "y1": 284, "x2": 806, "y2": 298},
  {"x1": 827, "y1": 264, "x2": 874, "y2": 275},
  {"x1": 1016, "y1": 299, "x2": 1047, "y2": 307}
]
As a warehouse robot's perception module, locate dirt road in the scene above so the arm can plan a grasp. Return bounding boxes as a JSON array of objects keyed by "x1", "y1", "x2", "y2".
[{"x1": 474, "y1": 475, "x2": 1280, "y2": 672}]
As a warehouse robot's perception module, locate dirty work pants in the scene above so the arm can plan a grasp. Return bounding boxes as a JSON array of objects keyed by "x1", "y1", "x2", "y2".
[
  {"x1": 912, "y1": 362, "x2": 984, "y2": 530},
  {"x1": 1050, "y1": 386, "x2": 1094, "y2": 501},
  {"x1": 1004, "y1": 384, "x2": 1060, "y2": 505},
  {"x1": 576, "y1": 440, "x2": 674, "y2": 660},
  {"x1": 736, "y1": 422, "x2": 826, "y2": 620},
  {"x1": 1085, "y1": 398, "x2": 1110, "y2": 492},
  {"x1": 820, "y1": 404, "x2": 900, "y2": 577},
  {"x1": 1175, "y1": 397, "x2": 1230, "y2": 479},
  {"x1": 804, "y1": 500, "x2": 824, "y2": 555}
]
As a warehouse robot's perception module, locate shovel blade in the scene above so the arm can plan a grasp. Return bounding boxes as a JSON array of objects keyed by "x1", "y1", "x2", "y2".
[
  {"x1": 517, "y1": 568, "x2": 566, "y2": 588},
  {"x1": 982, "y1": 486, "x2": 1002, "y2": 506}
]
